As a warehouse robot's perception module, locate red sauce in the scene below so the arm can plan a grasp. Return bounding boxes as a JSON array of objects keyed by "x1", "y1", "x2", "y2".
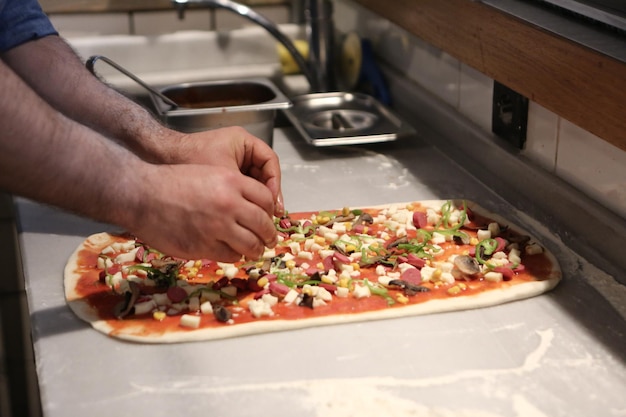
[{"x1": 71, "y1": 205, "x2": 558, "y2": 337}]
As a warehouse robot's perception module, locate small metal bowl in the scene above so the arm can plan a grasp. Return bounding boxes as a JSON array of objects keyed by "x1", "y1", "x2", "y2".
[
  {"x1": 284, "y1": 92, "x2": 411, "y2": 147},
  {"x1": 150, "y1": 78, "x2": 291, "y2": 146}
]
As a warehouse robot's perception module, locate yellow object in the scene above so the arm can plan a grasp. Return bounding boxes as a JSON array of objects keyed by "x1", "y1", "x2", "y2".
[
  {"x1": 153, "y1": 311, "x2": 166, "y2": 321},
  {"x1": 257, "y1": 276, "x2": 269, "y2": 288},
  {"x1": 339, "y1": 32, "x2": 362, "y2": 89},
  {"x1": 277, "y1": 40, "x2": 309, "y2": 75}
]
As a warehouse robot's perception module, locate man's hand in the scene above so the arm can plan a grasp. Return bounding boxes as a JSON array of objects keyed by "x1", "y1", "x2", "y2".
[
  {"x1": 157, "y1": 126, "x2": 285, "y2": 217},
  {"x1": 124, "y1": 162, "x2": 278, "y2": 262}
]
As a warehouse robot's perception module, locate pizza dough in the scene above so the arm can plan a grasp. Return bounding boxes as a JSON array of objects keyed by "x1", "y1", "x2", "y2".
[{"x1": 64, "y1": 200, "x2": 561, "y2": 343}]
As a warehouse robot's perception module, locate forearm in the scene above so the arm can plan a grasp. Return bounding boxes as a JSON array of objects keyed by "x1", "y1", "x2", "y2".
[
  {"x1": 0, "y1": 58, "x2": 145, "y2": 230},
  {"x1": 0, "y1": 35, "x2": 179, "y2": 162}
]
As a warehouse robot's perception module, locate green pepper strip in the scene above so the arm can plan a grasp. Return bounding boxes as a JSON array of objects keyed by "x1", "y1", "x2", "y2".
[
  {"x1": 475, "y1": 238, "x2": 498, "y2": 269},
  {"x1": 98, "y1": 254, "x2": 116, "y2": 287},
  {"x1": 127, "y1": 264, "x2": 178, "y2": 288}
]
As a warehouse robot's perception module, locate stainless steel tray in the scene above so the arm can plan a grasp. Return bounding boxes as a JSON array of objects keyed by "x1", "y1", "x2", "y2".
[{"x1": 284, "y1": 92, "x2": 412, "y2": 146}]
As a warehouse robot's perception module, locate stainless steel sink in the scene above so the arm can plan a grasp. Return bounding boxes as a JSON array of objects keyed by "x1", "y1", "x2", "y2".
[{"x1": 284, "y1": 92, "x2": 413, "y2": 146}]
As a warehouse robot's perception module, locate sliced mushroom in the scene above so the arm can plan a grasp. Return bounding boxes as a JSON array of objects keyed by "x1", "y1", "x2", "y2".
[
  {"x1": 388, "y1": 279, "x2": 430, "y2": 296},
  {"x1": 113, "y1": 281, "x2": 140, "y2": 319},
  {"x1": 355, "y1": 212, "x2": 374, "y2": 225},
  {"x1": 323, "y1": 212, "x2": 356, "y2": 227},
  {"x1": 213, "y1": 304, "x2": 232, "y2": 323},
  {"x1": 387, "y1": 236, "x2": 408, "y2": 249},
  {"x1": 453, "y1": 255, "x2": 481, "y2": 276}
]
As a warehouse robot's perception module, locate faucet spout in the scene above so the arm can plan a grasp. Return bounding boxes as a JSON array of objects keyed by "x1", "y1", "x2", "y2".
[{"x1": 172, "y1": 0, "x2": 328, "y2": 92}]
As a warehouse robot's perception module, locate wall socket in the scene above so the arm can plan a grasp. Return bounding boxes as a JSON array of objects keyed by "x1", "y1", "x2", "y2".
[{"x1": 492, "y1": 81, "x2": 528, "y2": 149}]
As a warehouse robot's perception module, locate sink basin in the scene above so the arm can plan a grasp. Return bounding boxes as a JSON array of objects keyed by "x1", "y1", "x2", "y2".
[{"x1": 150, "y1": 78, "x2": 291, "y2": 145}]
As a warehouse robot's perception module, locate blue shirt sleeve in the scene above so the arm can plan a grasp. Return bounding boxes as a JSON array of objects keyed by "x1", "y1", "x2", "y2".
[{"x1": 0, "y1": 0, "x2": 58, "y2": 52}]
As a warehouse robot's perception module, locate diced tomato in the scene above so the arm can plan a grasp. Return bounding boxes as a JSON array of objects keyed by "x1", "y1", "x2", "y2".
[
  {"x1": 253, "y1": 288, "x2": 270, "y2": 299},
  {"x1": 322, "y1": 256, "x2": 334, "y2": 273},
  {"x1": 166, "y1": 286, "x2": 187, "y2": 303},
  {"x1": 401, "y1": 268, "x2": 422, "y2": 285},
  {"x1": 319, "y1": 283, "x2": 337, "y2": 293},
  {"x1": 406, "y1": 253, "x2": 426, "y2": 268},
  {"x1": 279, "y1": 218, "x2": 292, "y2": 230},
  {"x1": 494, "y1": 266, "x2": 515, "y2": 281},
  {"x1": 264, "y1": 273, "x2": 277, "y2": 282},
  {"x1": 412, "y1": 211, "x2": 428, "y2": 228},
  {"x1": 333, "y1": 252, "x2": 351, "y2": 264},
  {"x1": 305, "y1": 266, "x2": 321, "y2": 276},
  {"x1": 269, "y1": 281, "x2": 290, "y2": 296},
  {"x1": 135, "y1": 246, "x2": 145, "y2": 262}
]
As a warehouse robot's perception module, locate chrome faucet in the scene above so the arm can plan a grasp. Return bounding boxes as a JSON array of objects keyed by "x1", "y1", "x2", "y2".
[{"x1": 172, "y1": 0, "x2": 335, "y2": 92}]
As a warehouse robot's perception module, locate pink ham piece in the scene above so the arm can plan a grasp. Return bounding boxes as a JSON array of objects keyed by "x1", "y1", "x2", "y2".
[{"x1": 401, "y1": 268, "x2": 422, "y2": 285}]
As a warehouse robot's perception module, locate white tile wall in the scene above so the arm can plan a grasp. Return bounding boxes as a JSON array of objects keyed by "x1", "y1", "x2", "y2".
[
  {"x1": 556, "y1": 120, "x2": 626, "y2": 218},
  {"x1": 49, "y1": 5, "x2": 290, "y2": 38},
  {"x1": 524, "y1": 102, "x2": 559, "y2": 172},
  {"x1": 215, "y1": 5, "x2": 290, "y2": 30},
  {"x1": 133, "y1": 10, "x2": 213, "y2": 35},
  {"x1": 49, "y1": 13, "x2": 130, "y2": 38},
  {"x1": 459, "y1": 63, "x2": 493, "y2": 132},
  {"x1": 335, "y1": 0, "x2": 626, "y2": 220}
]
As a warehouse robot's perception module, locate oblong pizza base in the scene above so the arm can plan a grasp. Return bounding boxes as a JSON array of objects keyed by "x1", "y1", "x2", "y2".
[{"x1": 64, "y1": 200, "x2": 561, "y2": 344}]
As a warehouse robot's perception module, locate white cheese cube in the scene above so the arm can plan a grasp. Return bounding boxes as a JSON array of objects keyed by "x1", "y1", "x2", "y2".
[
  {"x1": 200, "y1": 301, "x2": 213, "y2": 314},
  {"x1": 420, "y1": 266, "x2": 436, "y2": 282},
  {"x1": 283, "y1": 289, "x2": 299, "y2": 304},
  {"x1": 484, "y1": 271, "x2": 503, "y2": 282},
  {"x1": 477, "y1": 229, "x2": 492, "y2": 240},
  {"x1": 509, "y1": 248, "x2": 522, "y2": 265},
  {"x1": 525, "y1": 242, "x2": 544, "y2": 255},
  {"x1": 115, "y1": 248, "x2": 139, "y2": 264},
  {"x1": 287, "y1": 242, "x2": 300, "y2": 255},
  {"x1": 297, "y1": 251, "x2": 313, "y2": 260},
  {"x1": 312, "y1": 298, "x2": 327, "y2": 308},
  {"x1": 188, "y1": 296, "x2": 200, "y2": 312},
  {"x1": 179, "y1": 314, "x2": 201, "y2": 328},
  {"x1": 263, "y1": 248, "x2": 276, "y2": 258},
  {"x1": 261, "y1": 293, "x2": 279, "y2": 306},
  {"x1": 352, "y1": 283, "x2": 371, "y2": 299},
  {"x1": 488, "y1": 222, "x2": 501, "y2": 237},
  {"x1": 316, "y1": 286, "x2": 333, "y2": 302},
  {"x1": 335, "y1": 287, "x2": 349, "y2": 297},
  {"x1": 431, "y1": 232, "x2": 446, "y2": 244},
  {"x1": 133, "y1": 300, "x2": 156, "y2": 315},
  {"x1": 440, "y1": 272, "x2": 455, "y2": 284},
  {"x1": 247, "y1": 299, "x2": 275, "y2": 318}
]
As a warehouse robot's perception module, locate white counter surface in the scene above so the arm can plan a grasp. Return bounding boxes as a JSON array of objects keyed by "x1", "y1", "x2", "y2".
[{"x1": 19, "y1": 128, "x2": 626, "y2": 417}]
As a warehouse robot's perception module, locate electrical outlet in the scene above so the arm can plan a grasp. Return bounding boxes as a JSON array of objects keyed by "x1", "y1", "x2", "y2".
[{"x1": 492, "y1": 81, "x2": 528, "y2": 149}]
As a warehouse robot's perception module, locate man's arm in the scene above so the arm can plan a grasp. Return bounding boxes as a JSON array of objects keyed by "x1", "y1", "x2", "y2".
[
  {"x1": 1, "y1": 34, "x2": 284, "y2": 214},
  {"x1": 0, "y1": 59, "x2": 277, "y2": 261},
  {"x1": 1, "y1": 35, "x2": 174, "y2": 162}
]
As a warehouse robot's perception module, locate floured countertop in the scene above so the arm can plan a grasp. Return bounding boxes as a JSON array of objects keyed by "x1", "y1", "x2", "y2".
[{"x1": 20, "y1": 128, "x2": 626, "y2": 417}]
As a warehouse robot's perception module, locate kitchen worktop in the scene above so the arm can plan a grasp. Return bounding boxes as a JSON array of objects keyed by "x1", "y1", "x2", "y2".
[{"x1": 18, "y1": 126, "x2": 626, "y2": 416}]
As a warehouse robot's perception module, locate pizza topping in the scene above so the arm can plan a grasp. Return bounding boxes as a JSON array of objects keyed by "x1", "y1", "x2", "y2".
[
  {"x1": 453, "y1": 255, "x2": 481, "y2": 277},
  {"x1": 113, "y1": 281, "x2": 140, "y2": 319},
  {"x1": 76, "y1": 200, "x2": 557, "y2": 333}
]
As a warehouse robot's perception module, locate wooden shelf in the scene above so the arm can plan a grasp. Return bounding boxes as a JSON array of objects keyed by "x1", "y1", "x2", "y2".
[
  {"x1": 41, "y1": 0, "x2": 288, "y2": 14},
  {"x1": 354, "y1": 0, "x2": 626, "y2": 153}
]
